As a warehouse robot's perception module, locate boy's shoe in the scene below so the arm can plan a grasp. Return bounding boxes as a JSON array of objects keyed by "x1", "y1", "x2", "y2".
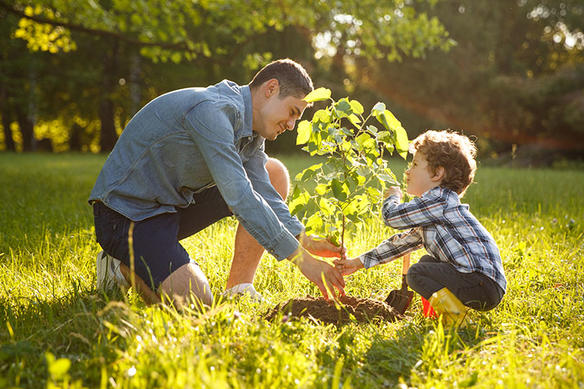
[
  {"x1": 223, "y1": 283, "x2": 263, "y2": 302},
  {"x1": 428, "y1": 287, "x2": 470, "y2": 327},
  {"x1": 96, "y1": 251, "x2": 129, "y2": 291}
]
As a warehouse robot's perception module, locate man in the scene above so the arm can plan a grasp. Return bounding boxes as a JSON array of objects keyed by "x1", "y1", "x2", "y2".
[{"x1": 89, "y1": 59, "x2": 345, "y2": 308}]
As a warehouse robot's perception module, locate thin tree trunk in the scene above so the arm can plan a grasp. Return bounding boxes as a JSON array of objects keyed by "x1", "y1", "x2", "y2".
[
  {"x1": 99, "y1": 40, "x2": 119, "y2": 152},
  {"x1": 0, "y1": 86, "x2": 16, "y2": 151},
  {"x1": 16, "y1": 108, "x2": 35, "y2": 151},
  {"x1": 1, "y1": 111, "x2": 15, "y2": 151},
  {"x1": 129, "y1": 52, "x2": 141, "y2": 115},
  {"x1": 69, "y1": 123, "x2": 83, "y2": 151}
]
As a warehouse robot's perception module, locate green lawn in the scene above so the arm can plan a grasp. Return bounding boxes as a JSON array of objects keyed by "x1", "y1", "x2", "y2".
[{"x1": 0, "y1": 152, "x2": 582, "y2": 388}]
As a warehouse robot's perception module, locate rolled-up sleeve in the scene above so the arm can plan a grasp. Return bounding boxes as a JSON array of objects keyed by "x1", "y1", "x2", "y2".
[{"x1": 183, "y1": 101, "x2": 299, "y2": 260}]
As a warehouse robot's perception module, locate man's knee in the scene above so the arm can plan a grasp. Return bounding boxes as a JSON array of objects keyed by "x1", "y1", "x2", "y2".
[
  {"x1": 266, "y1": 158, "x2": 290, "y2": 200},
  {"x1": 159, "y1": 262, "x2": 213, "y2": 309}
]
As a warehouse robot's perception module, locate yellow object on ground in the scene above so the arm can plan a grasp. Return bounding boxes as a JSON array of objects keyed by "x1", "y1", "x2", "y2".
[{"x1": 429, "y1": 288, "x2": 470, "y2": 326}]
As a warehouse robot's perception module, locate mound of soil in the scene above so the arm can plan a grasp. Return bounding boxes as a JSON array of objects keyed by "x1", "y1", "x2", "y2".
[{"x1": 265, "y1": 295, "x2": 400, "y2": 325}]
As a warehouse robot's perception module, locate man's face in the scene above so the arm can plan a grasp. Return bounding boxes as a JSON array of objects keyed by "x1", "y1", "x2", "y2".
[{"x1": 255, "y1": 93, "x2": 307, "y2": 141}]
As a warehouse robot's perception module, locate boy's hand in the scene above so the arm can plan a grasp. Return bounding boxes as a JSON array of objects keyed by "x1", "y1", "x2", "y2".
[
  {"x1": 333, "y1": 257, "x2": 364, "y2": 276},
  {"x1": 300, "y1": 233, "x2": 347, "y2": 258},
  {"x1": 384, "y1": 186, "x2": 403, "y2": 200}
]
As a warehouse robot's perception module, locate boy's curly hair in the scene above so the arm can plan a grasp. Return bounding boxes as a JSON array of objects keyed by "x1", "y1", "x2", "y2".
[{"x1": 410, "y1": 130, "x2": 477, "y2": 197}]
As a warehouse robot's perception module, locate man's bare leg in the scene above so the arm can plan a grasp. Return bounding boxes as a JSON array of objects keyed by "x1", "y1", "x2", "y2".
[
  {"x1": 119, "y1": 263, "x2": 161, "y2": 305},
  {"x1": 159, "y1": 262, "x2": 213, "y2": 309},
  {"x1": 119, "y1": 262, "x2": 212, "y2": 310},
  {"x1": 225, "y1": 158, "x2": 290, "y2": 289}
]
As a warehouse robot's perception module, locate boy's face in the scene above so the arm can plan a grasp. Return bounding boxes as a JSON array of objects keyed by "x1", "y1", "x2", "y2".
[{"x1": 405, "y1": 152, "x2": 442, "y2": 197}]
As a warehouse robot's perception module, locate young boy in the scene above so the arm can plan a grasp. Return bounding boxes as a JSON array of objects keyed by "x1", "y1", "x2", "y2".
[{"x1": 335, "y1": 130, "x2": 506, "y2": 324}]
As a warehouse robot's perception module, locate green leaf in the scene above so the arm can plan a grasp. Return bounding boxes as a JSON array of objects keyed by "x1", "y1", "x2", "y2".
[
  {"x1": 327, "y1": 232, "x2": 340, "y2": 247},
  {"x1": 315, "y1": 183, "x2": 328, "y2": 196},
  {"x1": 295, "y1": 163, "x2": 322, "y2": 182},
  {"x1": 350, "y1": 100, "x2": 364, "y2": 115},
  {"x1": 296, "y1": 120, "x2": 311, "y2": 145},
  {"x1": 384, "y1": 110, "x2": 402, "y2": 132},
  {"x1": 305, "y1": 213, "x2": 324, "y2": 234},
  {"x1": 377, "y1": 131, "x2": 392, "y2": 143},
  {"x1": 372, "y1": 102, "x2": 386, "y2": 116},
  {"x1": 348, "y1": 114, "x2": 361, "y2": 127},
  {"x1": 366, "y1": 186, "x2": 382, "y2": 201},
  {"x1": 331, "y1": 179, "x2": 348, "y2": 202},
  {"x1": 319, "y1": 197, "x2": 335, "y2": 216},
  {"x1": 289, "y1": 189, "x2": 310, "y2": 216},
  {"x1": 313, "y1": 109, "x2": 331, "y2": 124},
  {"x1": 304, "y1": 87, "x2": 331, "y2": 103},
  {"x1": 395, "y1": 125, "x2": 409, "y2": 159},
  {"x1": 367, "y1": 125, "x2": 379, "y2": 134},
  {"x1": 334, "y1": 99, "x2": 351, "y2": 118},
  {"x1": 356, "y1": 133, "x2": 371, "y2": 147}
]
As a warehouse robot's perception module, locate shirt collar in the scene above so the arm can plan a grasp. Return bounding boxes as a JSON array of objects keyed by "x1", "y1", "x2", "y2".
[{"x1": 239, "y1": 85, "x2": 254, "y2": 140}]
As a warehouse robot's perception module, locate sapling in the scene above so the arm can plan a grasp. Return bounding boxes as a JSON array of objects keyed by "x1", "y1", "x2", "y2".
[{"x1": 289, "y1": 88, "x2": 409, "y2": 251}]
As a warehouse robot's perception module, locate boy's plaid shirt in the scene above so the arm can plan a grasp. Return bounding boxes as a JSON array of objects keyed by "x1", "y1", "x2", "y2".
[{"x1": 360, "y1": 186, "x2": 507, "y2": 293}]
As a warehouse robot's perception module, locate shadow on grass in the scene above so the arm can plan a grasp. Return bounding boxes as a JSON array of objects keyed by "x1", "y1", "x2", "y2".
[
  {"x1": 351, "y1": 319, "x2": 489, "y2": 387},
  {"x1": 0, "y1": 283, "x2": 133, "y2": 388}
]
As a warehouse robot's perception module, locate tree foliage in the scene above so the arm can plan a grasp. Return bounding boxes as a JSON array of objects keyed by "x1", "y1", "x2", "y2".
[
  {"x1": 349, "y1": 0, "x2": 584, "y2": 153},
  {"x1": 0, "y1": 0, "x2": 452, "y2": 151}
]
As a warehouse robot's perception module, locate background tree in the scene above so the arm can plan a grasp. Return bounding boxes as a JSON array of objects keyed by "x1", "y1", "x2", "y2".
[
  {"x1": 347, "y1": 0, "x2": 584, "y2": 158},
  {"x1": 0, "y1": 0, "x2": 452, "y2": 152}
]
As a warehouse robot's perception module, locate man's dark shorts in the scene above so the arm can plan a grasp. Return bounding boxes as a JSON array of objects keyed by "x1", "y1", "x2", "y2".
[{"x1": 93, "y1": 186, "x2": 232, "y2": 289}]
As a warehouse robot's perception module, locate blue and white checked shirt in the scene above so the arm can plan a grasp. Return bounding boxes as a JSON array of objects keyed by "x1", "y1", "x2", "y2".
[{"x1": 360, "y1": 186, "x2": 507, "y2": 293}]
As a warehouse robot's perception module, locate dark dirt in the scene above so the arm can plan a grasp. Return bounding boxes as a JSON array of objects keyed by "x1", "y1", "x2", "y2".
[{"x1": 264, "y1": 295, "x2": 400, "y2": 325}]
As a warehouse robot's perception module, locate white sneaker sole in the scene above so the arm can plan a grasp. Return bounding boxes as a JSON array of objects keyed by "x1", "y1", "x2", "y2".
[{"x1": 96, "y1": 251, "x2": 129, "y2": 291}]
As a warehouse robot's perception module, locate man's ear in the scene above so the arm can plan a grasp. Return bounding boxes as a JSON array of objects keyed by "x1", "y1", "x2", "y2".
[
  {"x1": 263, "y1": 78, "x2": 280, "y2": 98},
  {"x1": 433, "y1": 166, "x2": 445, "y2": 182}
]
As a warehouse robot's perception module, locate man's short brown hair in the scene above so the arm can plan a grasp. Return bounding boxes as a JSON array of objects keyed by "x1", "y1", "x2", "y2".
[
  {"x1": 411, "y1": 130, "x2": 477, "y2": 197},
  {"x1": 249, "y1": 58, "x2": 313, "y2": 98}
]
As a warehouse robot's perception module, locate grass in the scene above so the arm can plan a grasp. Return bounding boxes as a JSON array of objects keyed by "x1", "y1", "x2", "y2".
[{"x1": 0, "y1": 152, "x2": 583, "y2": 388}]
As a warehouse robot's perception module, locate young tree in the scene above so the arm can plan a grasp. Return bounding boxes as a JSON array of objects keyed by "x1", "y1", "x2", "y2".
[{"x1": 289, "y1": 88, "x2": 409, "y2": 248}]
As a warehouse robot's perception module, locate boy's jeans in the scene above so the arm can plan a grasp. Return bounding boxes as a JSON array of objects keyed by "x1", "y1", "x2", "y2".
[{"x1": 407, "y1": 255, "x2": 504, "y2": 311}]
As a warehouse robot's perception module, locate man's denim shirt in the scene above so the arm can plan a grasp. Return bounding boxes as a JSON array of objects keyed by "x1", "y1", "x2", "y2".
[{"x1": 89, "y1": 80, "x2": 304, "y2": 260}]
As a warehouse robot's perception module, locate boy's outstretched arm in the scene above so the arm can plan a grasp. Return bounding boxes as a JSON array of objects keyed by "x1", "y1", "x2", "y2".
[
  {"x1": 360, "y1": 229, "x2": 423, "y2": 269},
  {"x1": 333, "y1": 257, "x2": 364, "y2": 276},
  {"x1": 335, "y1": 229, "x2": 423, "y2": 275}
]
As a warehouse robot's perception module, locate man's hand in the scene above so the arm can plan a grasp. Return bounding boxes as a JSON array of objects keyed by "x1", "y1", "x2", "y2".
[
  {"x1": 333, "y1": 257, "x2": 364, "y2": 276},
  {"x1": 384, "y1": 186, "x2": 403, "y2": 200},
  {"x1": 299, "y1": 233, "x2": 346, "y2": 258},
  {"x1": 288, "y1": 248, "x2": 345, "y2": 300}
]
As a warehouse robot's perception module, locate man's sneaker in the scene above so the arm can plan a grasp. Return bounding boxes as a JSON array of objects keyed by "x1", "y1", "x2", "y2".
[
  {"x1": 223, "y1": 283, "x2": 263, "y2": 302},
  {"x1": 96, "y1": 251, "x2": 129, "y2": 291}
]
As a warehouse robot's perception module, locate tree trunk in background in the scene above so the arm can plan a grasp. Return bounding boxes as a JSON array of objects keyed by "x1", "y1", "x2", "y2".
[
  {"x1": 99, "y1": 40, "x2": 119, "y2": 152},
  {"x1": 1, "y1": 111, "x2": 15, "y2": 151},
  {"x1": 99, "y1": 98, "x2": 116, "y2": 151},
  {"x1": 0, "y1": 86, "x2": 16, "y2": 151},
  {"x1": 16, "y1": 108, "x2": 35, "y2": 151},
  {"x1": 129, "y1": 52, "x2": 141, "y2": 116},
  {"x1": 69, "y1": 123, "x2": 83, "y2": 151}
]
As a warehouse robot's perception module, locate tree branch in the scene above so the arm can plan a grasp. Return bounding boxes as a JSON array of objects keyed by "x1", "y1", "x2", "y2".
[{"x1": 0, "y1": 0, "x2": 189, "y2": 50}]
